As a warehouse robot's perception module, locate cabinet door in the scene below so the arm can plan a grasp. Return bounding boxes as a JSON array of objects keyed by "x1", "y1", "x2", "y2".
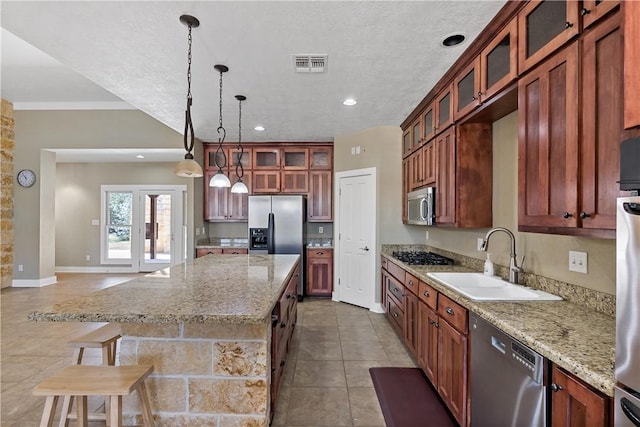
[
  {"x1": 435, "y1": 127, "x2": 456, "y2": 225},
  {"x1": 309, "y1": 146, "x2": 333, "y2": 170},
  {"x1": 381, "y1": 268, "x2": 389, "y2": 311},
  {"x1": 204, "y1": 171, "x2": 228, "y2": 221},
  {"x1": 206, "y1": 146, "x2": 230, "y2": 171},
  {"x1": 403, "y1": 292, "x2": 419, "y2": 356},
  {"x1": 422, "y1": 103, "x2": 436, "y2": 142},
  {"x1": 453, "y1": 57, "x2": 481, "y2": 120},
  {"x1": 282, "y1": 171, "x2": 308, "y2": 193},
  {"x1": 196, "y1": 248, "x2": 223, "y2": 257},
  {"x1": 221, "y1": 248, "x2": 248, "y2": 254},
  {"x1": 438, "y1": 319, "x2": 468, "y2": 427},
  {"x1": 308, "y1": 171, "x2": 332, "y2": 221},
  {"x1": 402, "y1": 129, "x2": 412, "y2": 155},
  {"x1": 253, "y1": 149, "x2": 280, "y2": 169},
  {"x1": 551, "y1": 365, "x2": 608, "y2": 427},
  {"x1": 282, "y1": 148, "x2": 309, "y2": 170},
  {"x1": 624, "y1": 0, "x2": 640, "y2": 129},
  {"x1": 434, "y1": 84, "x2": 454, "y2": 133},
  {"x1": 480, "y1": 18, "x2": 518, "y2": 101},
  {"x1": 581, "y1": 11, "x2": 624, "y2": 230},
  {"x1": 252, "y1": 171, "x2": 280, "y2": 193},
  {"x1": 227, "y1": 173, "x2": 251, "y2": 221},
  {"x1": 518, "y1": 42, "x2": 579, "y2": 229},
  {"x1": 518, "y1": 0, "x2": 580, "y2": 74},
  {"x1": 411, "y1": 117, "x2": 422, "y2": 149},
  {"x1": 307, "y1": 249, "x2": 333, "y2": 297},
  {"x1": 417, "y1": 301, "x2": 439, "y2": 385},
  {"x1": 422, "y1": 141, "x2": 436, "y2": 186},
  {"x1": 409, "y1": 148, "x2": 424, "y2": 190},
  {"x1": 402, "y1": 159, "x2": 410, "y2": 223},
  {"x1": 228, "y1": 147, "x2": 252, "y2": 171},
  {"x1": 582, "y1": 0, "x2": 619, "y2": 29}
]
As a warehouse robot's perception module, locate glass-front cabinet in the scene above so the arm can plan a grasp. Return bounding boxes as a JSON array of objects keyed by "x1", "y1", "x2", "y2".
[
  {"x1": 422, "y1": 103, "x2": 436, "y2": 142},
  {"x1": 453, "y1": 57, "x2": 481, "y2": 120},
  {"x1": 581, "y1": 0, "x2": 620, "y2": 29},
  {"x1": 403, "y1": 129, "x2": 412, "y2": 155},
  {"x1": 480, "y1": 18, "x2": 518, "y2": 101},
  {"x1": 435, "y1": 84, "x2": 454, "y2": 133},
  {"x1": 518, "y1": 0, "x2": 580, "y2": 74}
]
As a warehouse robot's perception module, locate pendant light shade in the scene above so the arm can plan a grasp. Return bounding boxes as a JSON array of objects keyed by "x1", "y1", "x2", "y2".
[
  {"x1": 231, "y1": 94, "x2": 248, "y2": 194},
  {"x1": 209, "y1": 64, "x2": 231, "y2": 187},
  {"x1": 175, "y1": 15, "x2": 203, "y2": 178}
]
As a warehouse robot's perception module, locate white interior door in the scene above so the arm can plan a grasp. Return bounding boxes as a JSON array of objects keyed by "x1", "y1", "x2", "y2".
[
  {"x1": 335, "y1": 168, "x2": 376, "y2": 309},
  {"x1": 138, "y1": 189, "x2": 184, "y2": 272}
]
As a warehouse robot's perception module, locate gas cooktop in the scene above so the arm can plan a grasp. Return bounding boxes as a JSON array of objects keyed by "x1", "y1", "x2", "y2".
[{"x1": 392, "y1": 251, "x2": 455, "y2": 266}]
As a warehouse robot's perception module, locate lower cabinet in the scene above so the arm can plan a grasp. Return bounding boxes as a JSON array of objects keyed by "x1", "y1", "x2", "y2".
[
  {"x1": 306, "y1": 248, "x2": 333, "y2": 297},
  {"x1": 271, "y1": 263, "x2": 299, "y2": 416},
  {"x1": 195, "y1": 247, "x2": 248, "y2": 258},
  {"x1": 551, "y1": 365, "x2": 610, "y2": 427}
]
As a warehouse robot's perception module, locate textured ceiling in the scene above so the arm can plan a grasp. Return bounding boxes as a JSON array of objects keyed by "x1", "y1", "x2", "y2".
[{"x1": 1, "y1": 1, "x2": 506, "y2": 145}]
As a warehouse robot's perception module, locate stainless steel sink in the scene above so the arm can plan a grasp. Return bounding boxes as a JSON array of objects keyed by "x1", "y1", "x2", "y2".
[{"x1": 427, "y1": 272, "x2": 562, "y2": 301}]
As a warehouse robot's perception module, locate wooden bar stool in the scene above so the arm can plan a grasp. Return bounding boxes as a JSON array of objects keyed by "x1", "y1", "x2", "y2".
[
  {"x1": 59, "y1": 324, "x2": 121, "y2": 426},
  {"x1": 33, "y1": 364, "x2": 154, "y2": 427}
]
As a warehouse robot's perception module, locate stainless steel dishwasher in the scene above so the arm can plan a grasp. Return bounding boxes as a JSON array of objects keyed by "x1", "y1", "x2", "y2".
[{"x1": 470, "y1": 313, "x2": 548, "y2": 427}]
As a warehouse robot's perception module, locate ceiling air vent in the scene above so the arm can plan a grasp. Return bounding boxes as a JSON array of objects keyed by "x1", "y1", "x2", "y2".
[{"x1": 293, "y1": 54, "x2": 328, "y2": 73}]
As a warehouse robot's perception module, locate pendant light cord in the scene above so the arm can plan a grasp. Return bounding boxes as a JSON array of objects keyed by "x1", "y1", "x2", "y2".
[
  {"x1": 215, "y1": 67, "x2": 227, "y2": 170},
  {"x1": 183, "y1": 24, "x2": 195, "y2": 159},
  {"x1": 236, "y1": 97, "x2": 244, "y2": 180}
]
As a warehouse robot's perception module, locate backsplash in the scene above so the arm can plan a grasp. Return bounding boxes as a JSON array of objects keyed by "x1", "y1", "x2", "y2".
[{"x1": 381, "y1": 244, "x2": 615, "y2": 317}]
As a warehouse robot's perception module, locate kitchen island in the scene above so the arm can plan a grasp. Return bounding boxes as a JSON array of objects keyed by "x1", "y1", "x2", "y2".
[{"x1": 30, "y1": 254, "x2": 301, "y2": 426}]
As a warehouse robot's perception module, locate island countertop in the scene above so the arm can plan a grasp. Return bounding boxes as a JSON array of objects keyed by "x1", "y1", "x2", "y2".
[{"x1": 29, "y1": 254, "x2": 300, "y2": 325}]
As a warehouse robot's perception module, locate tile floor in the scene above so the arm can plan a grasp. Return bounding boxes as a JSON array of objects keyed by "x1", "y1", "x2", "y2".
[{"x1": 1, "y1": 273, "x2": 417, "y2": 426}]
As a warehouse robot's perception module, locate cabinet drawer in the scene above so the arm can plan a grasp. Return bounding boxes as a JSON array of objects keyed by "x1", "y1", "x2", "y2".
[
  {"x1": 437, "y1": 294, "x2": 468, "y2": 334},
  {"x1": 387, "y1": 296, "x2": 404, "y2": 332},
  {"x1": 418, "y1": 281, "x2": 438, "y2": 309},
  {"x1": 387, "y1": 277, "x2": 405, "y2": 306},
  {"x1": 221, "y1": 248, "x2": 248, "y2": 255},
  {"x1": 385, "y1": 258, "x2": 406, "y2": 282},
  {"x1": 308, "y1": 249, "x2": 332, "y2": 259},
  {"x1": 404, "y1": 272, "x2": 419, "y2": 296},
  {"x1": 196, "y1": 248, "x2": 223, "y2": 257}
]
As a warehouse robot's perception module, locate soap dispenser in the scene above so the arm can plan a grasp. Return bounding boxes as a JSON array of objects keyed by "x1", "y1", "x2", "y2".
[{"x1": 483, "y1": 253, "x2": 494, "y2": 276}]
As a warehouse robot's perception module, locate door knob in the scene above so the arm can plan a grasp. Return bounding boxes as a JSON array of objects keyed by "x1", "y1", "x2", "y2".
[{"x1": 360, "y1": 246, "x2": 370, "y2": 251}]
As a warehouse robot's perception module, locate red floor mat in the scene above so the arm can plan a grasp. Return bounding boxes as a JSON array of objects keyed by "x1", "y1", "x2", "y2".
[{"x1": 369, "y1": 367, "x2": 458, "y2": 427}]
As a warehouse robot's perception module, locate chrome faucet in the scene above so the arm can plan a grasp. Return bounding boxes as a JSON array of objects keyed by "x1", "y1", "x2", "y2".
[{"x1": 480, "y1": 227, "x2": 523, "y2": 284}]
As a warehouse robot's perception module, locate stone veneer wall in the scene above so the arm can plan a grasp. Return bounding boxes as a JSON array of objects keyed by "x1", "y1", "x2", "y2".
[
  {"x1": 1, "y1": 99, "x2": 14, "y2": 289},
  {"x1": 118, "y1": 321, "x2": 270, "y2": 427}
]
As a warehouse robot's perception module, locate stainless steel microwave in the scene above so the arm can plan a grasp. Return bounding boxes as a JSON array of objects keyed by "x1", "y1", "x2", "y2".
[{"x1": 407, "y1": 187, "x2": 435, "y2": 225}]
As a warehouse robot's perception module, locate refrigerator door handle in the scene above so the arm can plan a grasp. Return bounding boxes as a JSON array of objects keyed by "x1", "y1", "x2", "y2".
[
  {"x1": 622, "y1": 397, "x2": 640, "y2": 427},
  {"x1": 267, "y1": 213, "x2": 275, "y2": 254}
]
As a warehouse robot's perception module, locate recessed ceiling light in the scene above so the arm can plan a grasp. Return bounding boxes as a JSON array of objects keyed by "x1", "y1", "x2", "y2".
[
  {"x1": 441, "y1": 33, "x2": 466, "y2": 47},
  {"x1": 343, "y1": 98, "x2": 357, "y2": 106},
  {"x1": 254, "y1": 125, "x2": 265, "y2": 131},
  {"x1": 136, "y1": 155, "x2": 145, "y2": 159}
]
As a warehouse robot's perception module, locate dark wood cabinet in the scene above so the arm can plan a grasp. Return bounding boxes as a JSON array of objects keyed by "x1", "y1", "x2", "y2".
[
  {"x1": 434, "y1": 127, "x2": 456, "y2": 225},
  {"x1": 435, "y1": 84, "x2": 454, "y2": 133},
  {"x1": 308, "y1": 171, "x2": 332, "y2": 221},
  {"x1": 409, "y1": 147, "x2": 425, "y2": 191},
  {"x1": 402, "y1": 129, "x2": 412, "y2": 156},
  {"x1": 480, "y1": 17, "x2": 518, "y2": 102},
  {"x1": 195, "y1": 248, "x2": 223, "y2": 257},
  {"x1": 422, "y1": 103, "x2": 436, "y2": 143},
  {"x1": 281, "y1": 171, "x2": 308, "y2": 193},
  {"x1": 402, "y1": 159, "x2": 409, "y2": 223},
  {"x1": 624, "y1": 0, "x2": 640, "y2": 129},
  {"x1": 309, "y1": 146, "x2": 333, "y2": 170},
  {"x1": 437, "y1": 317, "x2": 468, "y2": 427},
  {"x1": 518, "y1": 42, "x2": 580, "y2": 230},
  {"x1": 550, "y1": 365, "x2": 609, "y2": 427},
  {"x1": 221, "y1": 248, "x2": 248, "y2": 255},
  {"x1": 582, "y1": 0, "x2": 620, "y2": 29},
  {"x1": 403, "y1": 292, "x2": 419, "y2": 356},
  {"x1": 422, "y1": 141, "x2": 436, "y2": 187},
  {"x1": 282, "y1": 148, "x2": 309, "y2": 170},
  {"x1": 252, "y1": 170, "x2": 280, "y2": 193},
  {"x1": 417, "y1": 301, "x2": 439, "y2": 385},
  {"x1": 518, "y1": 0, "x2": 580, "y2": 74},
  {"x1": 306, "y1": 248, "x2": 333, "y2": 297},
  {"x1": 253, "y1": 148, "x2": 280, "y2": 169},
  {"x1": 453, "y1": 57, "x2": 481, "y2": 120}
]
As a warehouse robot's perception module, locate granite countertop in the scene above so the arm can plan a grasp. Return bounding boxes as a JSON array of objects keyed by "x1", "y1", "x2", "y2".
[
  {"x1": 196, "y1": 238, "x2": 248, "y2": 249},
  {"x1": 29, "y1": 254, "x2": 300, "y2": 325},
  {"x1": 380, "y1": 249, "x2": 616, "y2": 397}
]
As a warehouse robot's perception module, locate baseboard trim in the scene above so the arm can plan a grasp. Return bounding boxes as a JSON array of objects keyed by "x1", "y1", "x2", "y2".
[
  {"x1": 55, "y1": 266, "x2": 136, "y2": 273},
  {"x1": 12, "y1": 276, "x2": 57, "y2": 288},
  {"x1": 369, "y1": 302, "x2": 385, "y2": 314}
]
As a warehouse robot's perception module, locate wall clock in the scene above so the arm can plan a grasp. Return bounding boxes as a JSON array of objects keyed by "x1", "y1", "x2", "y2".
[{"x1": 17, "y1": 169, "x2": 37, "y2": 188}]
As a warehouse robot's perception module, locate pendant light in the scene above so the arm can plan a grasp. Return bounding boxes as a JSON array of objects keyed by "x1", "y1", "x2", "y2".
[
  {"x1": 231, "y1": 95, "x2": 249, "y2": 194},
  {"x1": 209, "y1": 64, "x2": 231, "y2": 188},
  {"x1": 174, "y1": 15, "x2": 204, "y2": 178}
]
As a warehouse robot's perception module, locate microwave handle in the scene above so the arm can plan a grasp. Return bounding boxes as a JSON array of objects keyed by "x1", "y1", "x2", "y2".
[{"x1": 420, "y1": 197, "x2": 428, "y2": 221}]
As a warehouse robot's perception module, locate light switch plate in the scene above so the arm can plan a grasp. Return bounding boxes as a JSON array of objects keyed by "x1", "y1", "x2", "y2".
[
  {"x1": 569, "y1": 251, "x2": 588, "y2": 274},
  {"x1": 318, "y1": 226, "x2": 324, "y2": 234}
]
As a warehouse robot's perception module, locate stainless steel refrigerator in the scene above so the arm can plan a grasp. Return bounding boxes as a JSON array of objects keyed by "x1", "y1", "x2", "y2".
[
  {"x1": 248, "y1": 195, "x2": 306, "y2": 300},
  {"x1": 615, "y1": 138, "x2": 640, "y2": 426}
]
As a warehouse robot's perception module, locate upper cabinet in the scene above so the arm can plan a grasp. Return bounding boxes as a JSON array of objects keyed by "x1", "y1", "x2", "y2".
[
  {"x1": 480, "y1": 18, "x2": 519, "y2": 102},
  {"x1": 422, "y1": 104, "x2": 436, "y2": 143},
  {"x1": 453, "y1": 58, "x2": 481, "y2": 120},
  {"x1": 435, "y1": 84, "x2": 454, "y2": 134},
  {"x1": 310, "y1": 146, "x2": 333, "y2": 170},
  {"x1": 582, "y1": 0, "x2": 620, "y2": 29},
  {"x1": 624, "y1": 0, "x2": 640, "y2": 129},
  {"x1": 518, "y1": 0, "x2": 580, "y2": 74}
]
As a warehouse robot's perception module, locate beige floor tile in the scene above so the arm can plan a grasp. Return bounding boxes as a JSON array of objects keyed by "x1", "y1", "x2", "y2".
[
  {"x1": 348, "y1": 387, "x2": 386, "y2": 427},
  {"x1": 297, "y1": 337, "x2": 343, "y2": 361},
  {"x1": 293, "y1": 360, "x2": 346, "y2": 387},
  {"x1": 344, "y1": 361, "x2": 389, "y2": 387},
  {"x1": 298, "y1": 324, "x2": 340, "y2": 341},
  {"x1": 286, "y1": 386, "x2": 351, "y2": 426},
  {"x1": 341, "y1": 340, "x2": 389, "y2": 361},
  {"x1": 301, "y1": 313, "x2": 338, "y2": 327},
  {"x1": 338, "y1": 325, "x2": 379, "y2": 342}
]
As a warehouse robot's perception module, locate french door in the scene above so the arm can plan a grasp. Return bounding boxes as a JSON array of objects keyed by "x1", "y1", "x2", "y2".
[{"x1": 101, "y1": 185, "x2": 186, "y2": 272}]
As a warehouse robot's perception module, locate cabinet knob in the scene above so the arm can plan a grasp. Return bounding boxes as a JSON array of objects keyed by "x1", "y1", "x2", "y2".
[
  {"x1": 565, "y1": 21, "x2": 573, "y2": 29},
  {"x1": 281, "y1": 321, "x2": 287, "y2": 328},
  {"x1": 434, "y1": 322, "x2": 440, "y2": 329},
  {"x1": 562, "y1": 212, "x2": 573, "y2": 219},
  {"x1": 445, "y1": 307, "x2": 455, "y2": 316},
  {"x1": 393, "y1": 312, "x2": 399, "y2": 318},
  {"x1": 581, "y1": 7, "x2": 591, "y2": 16},
  {"x1": 579, "y1": 212, "x2": 591, "y2": 219},
  {"x1": 551, "y1": 383, "x2": 563, "y2": 392},
  {"x1": 409, "y1": 280, "x2": 414, "y2": 287},
  {"x1": 317, "y1": 251, "x2": 324, "y2": 256},
  {"x1": 423, "y1": 290, "x2": 430, "y2": 298},
  {"x1": 429, "y1": 319, "x2": 435, "y2": 325}
]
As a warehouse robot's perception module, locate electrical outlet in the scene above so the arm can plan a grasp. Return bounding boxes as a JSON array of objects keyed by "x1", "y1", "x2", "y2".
[
  {"x1": 356, "y1": 145, "x2": 361, "y2": 154},
  {"x1": 91, "y1": 219, "x2": 100, "y2": 226},
  {"x1": 318, "y1": 226, "x2": 324, "y2": 234},
  {"x1": 86, "y1": 255, "x2": 91, "y2": 262},
  {"x1": 351, "y1": 146, "x2": 356, "y2": 155},
  {"x1": 477, "y1": 238, "x2": 484, "y2": 251},
  {"x1": 425, "y1": 231, "x2": 430, "y2": 240},
  {"x1": 569, "y1": 251, "x2": 588, "y2": 274},
  {"x1": 18, "y1": 264, "x2": 23, "y2": 272}
]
